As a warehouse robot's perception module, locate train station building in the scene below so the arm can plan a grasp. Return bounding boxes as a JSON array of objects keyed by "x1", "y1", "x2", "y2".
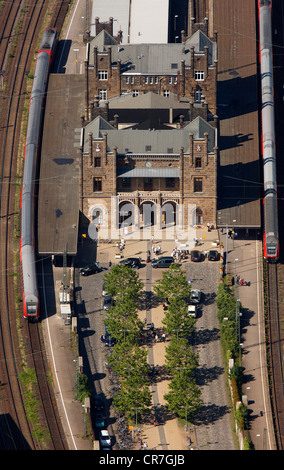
[{"x1": 79, "y1": 15, "x2": 218, "y2": 237}]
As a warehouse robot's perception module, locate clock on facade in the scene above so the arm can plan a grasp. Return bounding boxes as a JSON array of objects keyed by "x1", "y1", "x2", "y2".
[{"x1": 145, "y1": 161, "x2": 152, "y2": 168}]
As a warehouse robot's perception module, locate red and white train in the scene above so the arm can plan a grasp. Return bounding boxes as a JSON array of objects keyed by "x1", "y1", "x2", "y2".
[
  {"x1": 20, "y1": 28, "x2": 58, "y2": 319},
  {"x1": 258, "y1": 0, "x2": 279, "y2": 261}
]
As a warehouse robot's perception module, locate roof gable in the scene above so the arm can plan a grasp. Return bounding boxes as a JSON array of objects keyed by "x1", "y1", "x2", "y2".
[{"x1": 90, "y1": 29, "x2": 118, "y2": 51}]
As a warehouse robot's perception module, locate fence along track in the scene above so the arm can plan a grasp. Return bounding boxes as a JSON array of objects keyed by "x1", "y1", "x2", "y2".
[{"x1": 267, "y1": 263, "x2": 284, "y2": 449}]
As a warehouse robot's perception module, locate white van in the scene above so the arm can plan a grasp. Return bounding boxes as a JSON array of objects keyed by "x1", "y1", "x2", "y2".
[{"x1": 188, "y1": 305, "x2": 197, "y2": 317}]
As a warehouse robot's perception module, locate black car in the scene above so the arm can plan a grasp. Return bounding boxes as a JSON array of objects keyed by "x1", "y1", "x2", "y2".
[
  {"x1": 118, "y1": 257, "x2": 142, "y2": 269},
  {"x1": 94, "y1": 396, "x2": 104, "y2": 410},
  {"x1": 80, "y1": 263, "x2": 100, "y2": 276},
  {"x1": 100, "y1": 334, "x2": 115, "y2": 347},
  {"x1": 152, "y1": 256, "x2": 174, "y2": 268},
  {"x1": 191, "y1": 250, "x2": 202, "y2": 262},
  {"x1": 208, "y1": 250, "x2": 219, "y2": 261}
]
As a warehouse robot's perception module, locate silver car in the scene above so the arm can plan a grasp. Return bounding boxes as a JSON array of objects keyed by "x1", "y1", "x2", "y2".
[
  {"x1": 103, "y1": 295, "x2": 114, "y2": 310},
  {"x1": 102, "y1": 282, "x2": 109, "y2": 297}
]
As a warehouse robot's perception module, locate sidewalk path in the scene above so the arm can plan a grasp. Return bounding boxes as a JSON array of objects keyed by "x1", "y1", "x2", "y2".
[{"x1": 226, "y1": 235, "x2": 276, "y2": 450}]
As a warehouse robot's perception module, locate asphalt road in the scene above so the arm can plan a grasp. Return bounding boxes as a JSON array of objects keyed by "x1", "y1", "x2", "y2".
[{"x1": 74, "y1": 238, "x2": 236, "y2": 450}]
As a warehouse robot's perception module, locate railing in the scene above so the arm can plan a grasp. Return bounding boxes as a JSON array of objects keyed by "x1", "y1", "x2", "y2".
[{"x1": 117, "y1": 191, "x2": 180, "y2": 200}]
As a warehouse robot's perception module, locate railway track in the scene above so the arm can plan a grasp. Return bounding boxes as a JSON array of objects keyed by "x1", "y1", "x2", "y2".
[
  {"x1": 27, "y1": 322, "x2": 67, "y2": 450},
  {"x1": 0, "y1": 0, "x2": 69, "y2": 450},
  {"x1": 266, "y1": 263, "x2": 284, "y2": 449}
]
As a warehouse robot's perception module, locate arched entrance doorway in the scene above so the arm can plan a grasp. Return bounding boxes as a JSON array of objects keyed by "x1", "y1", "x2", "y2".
[
  {"x1": 119, "y1": 201, "x2": 135, "y2": 228},
  {"x1": 140, "y1": 201, "x2": 156, "y2": 227},
  {"x1": 161, "y1": 201, "x2": 177, "y2": 226}
]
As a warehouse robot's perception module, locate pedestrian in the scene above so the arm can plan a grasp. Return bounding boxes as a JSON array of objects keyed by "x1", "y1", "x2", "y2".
[
  {"x1": 162, "y1": 333, "x2": 166, "y2": 342},
  {"x1": 155, "y1": 334, "x2": 158, "y2": 342},
  {"x1": 207, "y1": 222, "x2": 210, "y2": 231},
  {"x1": 150, "y1": 322, "x2": 154, "y2": 331},
  {"x1": 143, "y1": 442, "x2": 147, "y2": 449},
  {"x1": 204, "y1": 250, "x2": 207, "y2": 258}
]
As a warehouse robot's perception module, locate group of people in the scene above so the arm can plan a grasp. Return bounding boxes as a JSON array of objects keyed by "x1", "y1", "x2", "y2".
[
  {"x1": 152, "y1": 245, "x2": 161, "y2": 255},
  {"x1": 171, "y1": 246, "x2": 187, "y2": 262},
  {"x1": 117, "y1": 239, "x2": 125, "y2": 252}
]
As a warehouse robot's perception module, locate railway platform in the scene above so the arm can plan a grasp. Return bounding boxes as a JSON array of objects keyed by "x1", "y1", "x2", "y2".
[
  {"x1": 226, "y1": 232, "x2": 276, "y2": 450},
  {"x1": 41, "y1": 258, "x2": 93, "y2": 450}
]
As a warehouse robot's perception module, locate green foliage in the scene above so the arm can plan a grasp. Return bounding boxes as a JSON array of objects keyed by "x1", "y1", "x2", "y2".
[
  {"x1": 108, "y1": 342, "x2": 149, "y2": 382},
  {"x1": 77, "y1": 373, "x2": 92, "y2": 404},
  {"x1": 164, "y1": 375, "x2": 202, "y2": 420},
  {"x1": 162, "y1": 296, "x2": 195, "y2": 336},
  {"x1": 104, "y1": 264, "x2": 143, "y2": 300},
  {"x1": 113, "y1": 385, "x2": 152, "y2": 420},
  {"x1": 216, "y1": 282, "x2": 240, "y2": 359},
  {"x1": 154, "y1": 263, "x2": 191, "y2": 301},
  {"x1": 104, "y1": 294, "x2": 143, "y2": 343},
  {"x1": 103, "y1": 266, "x2": 151, "y2": 418},
  {"x1": 235, "y1": 403, "x2": 249, "y2": 430},
  {"x1": 164, "y1": 336, "x2": 198, "y2": 377}
]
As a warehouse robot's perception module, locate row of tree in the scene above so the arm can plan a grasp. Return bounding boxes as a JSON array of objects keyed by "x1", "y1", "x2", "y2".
[
  {"x1": 104, "y1": 265, "x2": 151, "y2": 420},
  {"x1": 103, "y1": 262, "x2": 202, "y2": 423},
  {"x1": 154, "y1": 264, "x2": 202, "y2": 421}
]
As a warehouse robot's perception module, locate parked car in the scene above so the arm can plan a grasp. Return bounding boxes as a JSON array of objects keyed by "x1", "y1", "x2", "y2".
[
  {"x1": 80, "y1": 263, "x2": 100, "y2": 276},
  {"x1": 187, "y1": 305, "x2": 197, "y2": 317},
  {"x1": 99, "y1": 429, "x2": 111, "y2": 448},
  {"x1": 208, "y1": 250, "x2": 219, "y2": 261},
  {"x1": 119, "y1": 257, "x2": 142, "y2": 269},
  {"x1": 94, "y1": 396, "x2": 104, "y2": 411},
  {"x1": 95, "y1": 413, "x2": 105, "y2": 428},
  {"x1": 152, "y1": 256, "x2": 174, "y2": 268},
  {"x1": 190, "y1": 250, "x2": 202, "y2": 262},
  {"x1": 103, "y1": 295, "x2": 114, "y2": 310},
  {"x1": 102, "y1": 282, "x2": 109, "y2": 296},
  {"x1": 100, "y1": 334, "x2": 115, "y2": 347},
  {"x1": 190, "y1": 289, "x2": 202, "y2": 304}
]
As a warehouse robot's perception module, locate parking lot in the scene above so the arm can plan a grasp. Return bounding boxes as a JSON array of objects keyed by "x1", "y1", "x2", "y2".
[{"x1": 74, "y1": 230, "x2": 236, "y2": 449}]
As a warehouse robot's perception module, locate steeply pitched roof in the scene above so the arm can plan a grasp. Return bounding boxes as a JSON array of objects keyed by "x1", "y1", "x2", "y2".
[
  {"x1": 90, "y1": 29, "x2": 118, "y2": 51},
  {"x1": 83, "y1": 115, "x2": 216, "y2": 154},
  {"x1": 185, "y1": 30, "x2": 216, "y2": 65}
]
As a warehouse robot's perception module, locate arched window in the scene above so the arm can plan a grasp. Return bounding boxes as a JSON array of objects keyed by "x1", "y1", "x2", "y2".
[{"x1": 196, "y1": 207, "x2": 203, "y2": 225}]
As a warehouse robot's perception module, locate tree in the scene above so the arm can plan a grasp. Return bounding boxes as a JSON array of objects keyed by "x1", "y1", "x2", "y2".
[
  {"x1": 164, "y1": 337, "x2": 198, "y2": 377},
  {"x1": 108, "y1": 342, "x2": 149, "y2": 382},
  {"x1": 104, "y1": 293, "x2": 144, "y2": 343},
  {"x1": 153, "y1": 263, "x2": 191, "y2": 302},
  {"x1": 162, "y1": 296, "x2": 195, "y2": 336},
  {"x1": 164, "y1": 375, "x2": 202, "y2": 420},
  {"x1": 104, "y1": 264, "x2": 143, "y2": 300},
  {"x1": 113, "y1": 385, "x2": 152, "y2": 420}
]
